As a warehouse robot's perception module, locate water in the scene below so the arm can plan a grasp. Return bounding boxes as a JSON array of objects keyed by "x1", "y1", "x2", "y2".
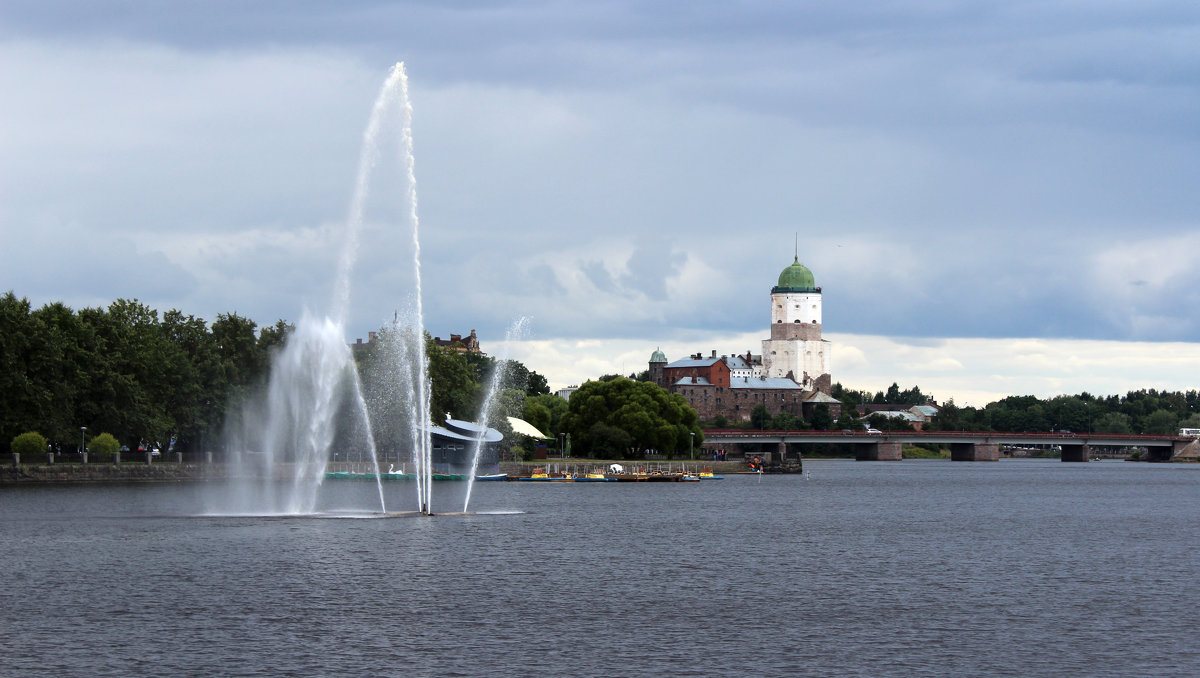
[
  {"x1": 3, "y1": 460, "x2": 1197, "y2": 677},
  {"x1": 464, "y1": 316, "x2": 530, "y2": 512},
  {"x1": 229, "y1": 62, "x2": 444, "y2": 516}
]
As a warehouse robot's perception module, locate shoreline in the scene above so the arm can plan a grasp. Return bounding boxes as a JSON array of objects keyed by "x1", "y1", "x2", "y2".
[{"x1": 0, "y1": 458, "x2": 756, "y2": 485}]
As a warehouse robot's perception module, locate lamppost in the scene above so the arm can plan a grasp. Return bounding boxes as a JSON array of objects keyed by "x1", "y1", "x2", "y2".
[
  {"x1": 690, "y1": 431, "x2": 695, "y2": 460},
  {"x1": 80, "y1": 426, "x2": 87, "y2": 464},
  {"x1": 559, "y1": 433, "x2": 565, "y2": 459}
]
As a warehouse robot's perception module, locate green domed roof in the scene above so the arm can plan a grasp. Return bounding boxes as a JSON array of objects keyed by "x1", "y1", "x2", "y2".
[
  {"x1": 650, "y1": 347, "x2": 667, "y2": 363},
  {"x1": 773, "y1": 256, "x2": 818, "y2": 293}
]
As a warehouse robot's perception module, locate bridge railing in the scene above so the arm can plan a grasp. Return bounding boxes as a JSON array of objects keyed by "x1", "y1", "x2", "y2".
[{"x1": 700, "y1": 429, "x2": 1188, "y2": 442}]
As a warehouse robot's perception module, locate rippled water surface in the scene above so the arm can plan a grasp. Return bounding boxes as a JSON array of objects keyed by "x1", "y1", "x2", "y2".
[{"x1": 2, "y1": 459, "x2": 1198, "y2": 677}]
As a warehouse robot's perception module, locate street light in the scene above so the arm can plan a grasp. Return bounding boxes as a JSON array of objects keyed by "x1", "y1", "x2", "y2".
[
  {"x1": 80, "y1": 426, "x2": 87, "y2": 463},
  {"x1": 559, "y1": 432, "x2": 565, "y2": 459},
  {"x1": 690, "y1": 431, "x2": 695, "y2": 460}
]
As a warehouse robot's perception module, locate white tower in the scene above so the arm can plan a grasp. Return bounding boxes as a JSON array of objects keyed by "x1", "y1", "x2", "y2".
[{"x1": 761, "y1": 256, "x2": 831, "y2": 392}]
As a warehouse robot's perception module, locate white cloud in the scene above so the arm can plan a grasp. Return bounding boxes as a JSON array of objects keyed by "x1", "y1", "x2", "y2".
[
  {"x1": 5, "y1": 1, "x2": 1200, "y2": 388},
  {"x1": 498, "y1": 331, "x2": 1200, "y2": 408}
]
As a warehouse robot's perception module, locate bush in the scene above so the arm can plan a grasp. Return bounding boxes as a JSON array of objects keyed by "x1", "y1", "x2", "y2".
[
  {"x1": 90, "y1": 432, "x2": 120, "y2": 461},
  {"x1": 11, "y1": 431, "x2": 47, "y2": 459}
]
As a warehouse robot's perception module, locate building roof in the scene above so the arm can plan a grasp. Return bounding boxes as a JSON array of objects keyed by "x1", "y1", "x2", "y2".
[
  {"x1": 422, "y1": 418, "x2": 503, "y2": 443},
  {"x1": 803, "y1": 391, "x2": 842, "y2": 403},
  {"x1": 773, "y1": 256, "x2": 818, "y2": 293},
  {"x1": 650, "y1": 347, "x2": 667, "y2": 363},
  {"x1": 867, "y1": 410, "x2": 923, "y2": 422},
  {"x1": 724, "y1": 355, "x2": 751, "y2": 370},
  {"x1": 911, "y1": 405, "x2": 939, "y2": 417},
  {"x1": 666, "y1": 357, "x2": 722, "y2": 369},
  {"x1": 674, "y1": 377, "x2": 713, "y2": 386},
  {"x1": 728, "y1": 376, "x2": 804, "y2": 390},
  {"x1": 507, "y1": 416, "x2": 549, "y2": 439}
]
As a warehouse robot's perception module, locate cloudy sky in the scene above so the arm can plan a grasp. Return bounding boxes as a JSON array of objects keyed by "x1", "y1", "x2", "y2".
[{"x1": 3, "y1": 1, "x2": 1200, "y2": 405}]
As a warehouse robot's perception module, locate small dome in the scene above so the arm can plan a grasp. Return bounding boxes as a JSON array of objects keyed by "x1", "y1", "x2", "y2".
[
  {"x1": 773, "y1": 256, "x2": 817, "y2": 293},
  {"x1": 650, "y1": 347, "x2": 667, "y2": 363}
]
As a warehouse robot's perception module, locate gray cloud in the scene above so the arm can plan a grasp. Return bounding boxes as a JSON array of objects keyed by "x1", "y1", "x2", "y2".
[{"x1": 4, "y1": 0, "x2": 1200, "y2": 363}]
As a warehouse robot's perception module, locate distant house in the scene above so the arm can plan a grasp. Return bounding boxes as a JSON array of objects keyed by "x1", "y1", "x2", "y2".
[
  {"x1": 432, "y1": 329, "x2": 482, "y2": 354},
  {"x1": 860, "y1": 403, "x2": 939, "y2": 431}
]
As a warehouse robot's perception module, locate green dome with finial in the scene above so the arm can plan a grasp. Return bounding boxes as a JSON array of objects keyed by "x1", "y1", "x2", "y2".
[
  {"x1": 650, "y1": 347, "x2": 667, "y2": 363},
  {"x1": 773, "y1": 256, "x2": 818, "y2": 293}
]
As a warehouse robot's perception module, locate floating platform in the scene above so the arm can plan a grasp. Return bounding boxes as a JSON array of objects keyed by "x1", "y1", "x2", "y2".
[
  {"x1": 505, "y1": 466, "x2": 722, "y2": 482},
  {"x1": 324, "y1": 471, "x2": 467, "y2": 482}
]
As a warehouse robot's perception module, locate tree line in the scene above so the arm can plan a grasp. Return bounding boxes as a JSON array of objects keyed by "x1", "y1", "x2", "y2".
[
  {"x1": 834, "y1": 381, "x2": 1200, "y2": 435},
  {"x1": 1, "y1": 292, "x2": 290, "y2": 456},
  {"x1": 1, "y1": 292, "x2": 557, "y2": 459}
]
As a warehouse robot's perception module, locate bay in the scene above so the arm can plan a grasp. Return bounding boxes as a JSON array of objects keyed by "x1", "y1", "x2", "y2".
[{"x1": 1, "y1": 459, "x2": 1197, "y2": 677}]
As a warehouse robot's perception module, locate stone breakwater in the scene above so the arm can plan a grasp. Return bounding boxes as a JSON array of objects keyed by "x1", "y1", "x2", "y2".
[{"x1": 0, "y1": 463, "x2": 225, "y2": 485}]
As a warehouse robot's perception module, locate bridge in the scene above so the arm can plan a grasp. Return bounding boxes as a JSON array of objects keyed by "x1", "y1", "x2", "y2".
[{"x1": 700, "y1": 429, "x2": 1200, "y2": 464}]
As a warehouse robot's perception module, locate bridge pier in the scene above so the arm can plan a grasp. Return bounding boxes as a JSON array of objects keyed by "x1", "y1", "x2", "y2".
[
  {"x1": 855, "y1": 441, "x2": 902, "y2": 461},
  {"x1": 950, "y1": 442, "x2": 999, "y2": 461},
  {"x1": 1061, "y1": 444, "x2": 1090, "y2": 462}
]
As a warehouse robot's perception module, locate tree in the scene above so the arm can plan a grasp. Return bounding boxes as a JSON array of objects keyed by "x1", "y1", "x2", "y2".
[
  {"x1": 526, "y1": 371, "x2": 551, "y2": 396},
  {"x1": 426, "y1": 341, "x2": 481, "y2": 421},
  {"x1": 868, "y1": 413, "x2": 914, "y2": 431},
  {"x1": 810, "y1": 404, "x2": 834, "y2": 431},
  {"x1": 771, "y1": 411, "x2": 806, "y2": 430},
  {"x1": 1179, "y1": 412, "x2": 1200, "y2": 429},
  {"x1": 89, "y1": 432, "x2": 120, "y2": 461},
  {"x1": 836, "y1": 413, "x2": 864, "y2": 431},
  {"x1": 1094, "y1": 412, "x2": 1132, "y2": 434},
  {"x1": 524, "y1": 393, "x2": 568, "y2": 438},
  {"x1": 750, "y1": 404, "x2": 771, "y2": 430},
  {"x1": 11, "y1": 431, "x2": 46, "y2": 460},
  {"x1": 1142, "y1": 409, "x2": 1179, "y2": 435},
  {"x1": 562, "y1": 377, "x2": 702, "y2": 458}
]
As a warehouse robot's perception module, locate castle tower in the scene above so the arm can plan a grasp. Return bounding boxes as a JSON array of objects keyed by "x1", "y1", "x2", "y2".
[
  {"x1": 648, "y1": 347, "x2": 668, "y2": 387},
  {"x1": 761, "y1": 256, "x2": 831, "y2": 393}
]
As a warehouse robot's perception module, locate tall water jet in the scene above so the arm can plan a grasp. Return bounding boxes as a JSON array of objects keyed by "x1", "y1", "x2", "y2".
[
  {"x1": 222, "y1": 63, "x2": 431, "y2": 515},
  {"x1": 463, "y1": 317, "x2": 529, "y2": 512},
  {"x1": 390, "y1": 63, "x2": 435, "y2": 515}
]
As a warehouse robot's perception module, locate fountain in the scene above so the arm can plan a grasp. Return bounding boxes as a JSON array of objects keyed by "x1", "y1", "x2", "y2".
[
  {"x1": 463, "y1": 317, "x2": 529, "y2": 512},
  {"x1": 221, "y1": 62, "x2": 454, "y2": 516}
]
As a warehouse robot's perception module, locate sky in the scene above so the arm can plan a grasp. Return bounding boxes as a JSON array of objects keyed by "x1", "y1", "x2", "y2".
[{"x1": 3, "y1": 1, "x2": 1200, "y2": 406}]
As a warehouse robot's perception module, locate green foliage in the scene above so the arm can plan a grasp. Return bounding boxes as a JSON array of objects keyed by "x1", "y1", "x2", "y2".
[
  {"x1": 1142, "y1": 409, "x2": 1179, "y2": 435},
  {"x1": 836, "y1": 414, "x2": 865, "y2": 431},
  {"x1": 750, "y1": 404, "x2": 771, "y2": 430},
  {"x1": 89, "y1": 432, "x2": 120, "y2": 460},
  {"x1": 903, "y1": 444, "x2": 949, "y2": 459},
  {"x1": 523, "y1": 393, "x2": 568, "y2": 437},
  {"x1": 867, "y1": 413, "x2": 914, "y2": 431},
  {"x1": 810, "y1": 404, "x2": 834, "y2": 431},
  {"x1": 771, "y1": 411, "x2": 807, "y2": 430},
  {"x1": 562, "y1": 377, "x2": 702, "y2": 459},
  {"x1": 0, "y1": 293, "x2": 287, "y2": 455},
  {"x1": 90, "y1": 434, "x2": 119, "y2": 453},
  {"x1": 491, "y1": 388, "x2": 526, "y2": 426},
  {"x1": 11, "y1": 431, "x2": 46, "y2": 458},
  {"x1": 1094, "y1": 412, "x2": 1132, "y2": 434},
  {"x1": 426, "y1": 341, "x2": 481, "y2": 421}
]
